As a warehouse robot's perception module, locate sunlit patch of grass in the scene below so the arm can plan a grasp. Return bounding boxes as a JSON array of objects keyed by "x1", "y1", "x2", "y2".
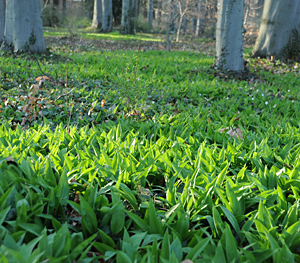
[{"x1": 43, "y1": 27, "x2": 164, "y2": 42}]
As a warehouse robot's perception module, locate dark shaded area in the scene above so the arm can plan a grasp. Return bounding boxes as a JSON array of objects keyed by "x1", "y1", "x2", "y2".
[{"x1": 113, "y1": 0, "x2": 123, "y2": 26}]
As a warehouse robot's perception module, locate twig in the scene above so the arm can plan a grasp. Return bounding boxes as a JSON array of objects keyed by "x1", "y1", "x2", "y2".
[
  {"x1": 54, "y1": 81, "x2": 88, "y2": 102},
  {"x1": 42, "y1": 0, "x2": 50, "y2": 12},
  {"x1": 134, "y1": 38, "x2": 141, "y2": 85},
  {"x1": 33, "y1": 54, "x2": 49, "y2": 78}
]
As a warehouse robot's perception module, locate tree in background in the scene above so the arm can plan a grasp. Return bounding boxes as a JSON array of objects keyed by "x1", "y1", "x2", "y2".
[
  {"x1": 252, "y1": 0, "x2": 300, "y2": 60},
  {"x1": 102, "y1": 0, "x2": 113, "y2": 32},
  {"x1": 121, "y1": 0, "x2": 137, "y2": 34},
  {"x1": 0, "y1": 0, "x2": 4, "y2": 43},
  {"x1": 2, "y1": 0, "x2": 46, "y2": 53},
  {"x1": 175, "y1": 0, "x2": 196, "y2": 42},
  {"x1": 92, "y1": 0, "x2": 102, "y2": 29},
  {"x1": 85, "y1": 0, "x2": 94, "y2": 19},
  {"x1": 215, "y1": 0, "x2": 244, "y2": 72},
  {"x1": 148, "y1": 0, "x2": 153, "y2": 27},
  {"x1": 193, "y1": 1, "x2": 204, "y2": 37}
]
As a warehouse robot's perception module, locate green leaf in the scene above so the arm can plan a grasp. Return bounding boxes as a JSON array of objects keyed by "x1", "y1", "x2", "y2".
[
  {"x1": 224, "y1": 224, "x2": 238, "y2": 263},
  {"x1": 216, "y1": 164, "x2": 228, "y2": 186},
  {"x1": 80, "y1": 195, "x2": 98, "y2": 235},
  {"x1": 160, "y1": 230, "x2": 170, "y2": 261},
  {"x1": 110, "y1": 202, "x2": 125, "y2": 234},
  {"x1": 170, "y1": 238, "x2": 182, "y2": 262},
  {"x1": 52, "y1": 224, "x2": 71, "y2": 257},
  {"x1": 220, "y1": 206, "x2": 241, "y2": 237},
  {"x1": 127, "y1": 211, "x2": 150, "y2": 232},
  {"x1": 98, "y1": 229, "x2": 116, "y2": 248},
  {"x1": 213, "y1": 241, "x2": 226, "y2": 263},
  {"x1": 70, "y1": 233, "x2": 97, "y2": 261},
  {"x1": 119, "y1": 183, "x2": 138, "y2": 211},
  {"x1": 0, "y1": 206, "x2": 11, "y2": 225},
  {"x1": 18, "y1": 223, "x2": 43, "y2": 237},
  {"x1": 212, "y1": 207, "x2": 225, "y2": 237},
  {"x1": 185, "y1": 237, "x2": 209, "y2": 261},
  {"x1": 57, "y1": 171, "x2": 69, "y2": 207},
  {"x1": 116, "y1": 251, "x2": 132, "y2": 263},
  {"x1": 93, "y1": 242, "x2": 115, "y2": 254},
  {"x1": 148, "y1": 200, "x2": 163, "y2": 234}
]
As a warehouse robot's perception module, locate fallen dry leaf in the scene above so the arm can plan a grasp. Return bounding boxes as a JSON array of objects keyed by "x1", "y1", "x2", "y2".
[
  {"x1": 36, "y1": 76, "x2": 50, "y2": 82},
  {"x1": 30, "y1": 84, "x2": 39, "y2": 95},
  {"x1": 21, "y1": 117, "x2": 26, "y2": 126},
  {"x1": 220, "y1": 127, "x2": 243, "y2": 140},
  {"x1": 181, "y1": 260, "x2": 194, "y2": 263}
]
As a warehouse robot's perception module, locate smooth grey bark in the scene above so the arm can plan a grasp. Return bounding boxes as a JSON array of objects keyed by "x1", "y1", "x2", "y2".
[
  {"x1": 121, "y1": 0, "x2": 136, "y2": 34},
  {"x1": 175, "y1": 2, "x2": 186, "y2": 42},
  {"x1": 102, "y1": 0, "x2": 113, "y2": 32},
  {"x1": 166, "y1": 0, "x2": 179, "y2": 52},
  {"x1": 0, "y1": 0, "x2": 4, "y2": 43},
  {"x1": 148, "y1": 0, "x2": 153, "y2": 27},
  {"x1": 92, "y1": 0, "x2": 102, "y2": 29},
  {"x1": 215, "y1": 0, "x2": 244, "y2": 72},
  {"x1": 194, "y1": 1, "x2": 203, "y2": 37},
  {"x1": 3, "y1": 0, "x2": 46, "y2": 53},
  {"x1": 252, "y1": 0, "x2": 300, "y2": 59}
]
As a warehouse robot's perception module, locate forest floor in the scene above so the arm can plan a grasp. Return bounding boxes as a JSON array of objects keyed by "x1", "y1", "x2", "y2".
[{"x1": 0, "y1": 30, "x2": 300, "y2": 263}]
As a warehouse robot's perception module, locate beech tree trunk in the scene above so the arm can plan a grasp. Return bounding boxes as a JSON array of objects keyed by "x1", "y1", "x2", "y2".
[
  {"x1": 102, "y1": 0, "x2": 113, "y2": 32},
  {"x1": 148, "y1": 0, "x2": 153, "y2": 27},
  {"x1": 215, "y1": 0, "x2": 244, "y2": 72},
  {"x1": 3, "y1": 0, "x2": 46, "y2": 53},
  {"x1": 92, "y1": 0, "x2": 102, "y2": 29},
  {"x1": 252, "y1": 0, "x2": 300, "y2": 59},
  {"x1": 0, "y1": 0, "x2": 4, "y2": 43},
  {"x1": 121, "y1": 0, "x2": 136, "y2": 34}
]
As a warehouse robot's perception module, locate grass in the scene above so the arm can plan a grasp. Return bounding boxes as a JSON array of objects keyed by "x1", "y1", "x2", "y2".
[
  {"x1": 0, "y1": 32, "x2": 300, "y2": 262},
  {"x1": 44, "y1": 27, "x2": 165, "y2": 42}
]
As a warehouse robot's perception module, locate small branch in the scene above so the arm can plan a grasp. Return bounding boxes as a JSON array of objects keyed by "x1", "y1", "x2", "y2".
[
  {"x1": 134, "y1": 38, "x2": 141, "y2": 85},
  {"x1": 54, "y1": 81, "x2": 88, "y2": 102},
  {"x1": 32, "y1": 54, "x2": 50, "y2": 79},
  {"x1": 42, "y1": 0, "x2": 50, "y2": 12}
]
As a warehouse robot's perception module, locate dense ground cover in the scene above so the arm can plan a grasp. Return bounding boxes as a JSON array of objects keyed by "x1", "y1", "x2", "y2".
[{"x1": 0, "y1": 32, "x2": 300, "y2": 262}]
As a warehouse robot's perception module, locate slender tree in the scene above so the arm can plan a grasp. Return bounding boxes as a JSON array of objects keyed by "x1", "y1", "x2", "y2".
[
  {"x1": 3, "y1": 0, "x2": 46, "y2": 53},
  {"x1": 0, "y1": 0, "x2": 5, "y2": 43},
  {"x1": 92, "y1": 0, "x2": 103, "y2": 29},
  {"x1": 121, "y1": 0, "x2": 137, "y2": 34},
  {"x1": 215, "y1": 0, "x2": 244, "y2": 72},
  {"x1": 148, "y1": 0, "x2": 153, "y2": 27},
  {"x1": 252, "y1": 0, "x2": 300, "y2": 59},
  {"x1": 102, "y1": 0, "x2": 113, "y2": 32}
]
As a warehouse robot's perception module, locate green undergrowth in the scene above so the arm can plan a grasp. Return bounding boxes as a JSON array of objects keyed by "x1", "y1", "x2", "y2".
[
  {"x1": 44, "y1": 28, "x2": 165, "y2": 42},
  {"x1": 0, "y1": 41, "x2": 300, "y2": 262}
]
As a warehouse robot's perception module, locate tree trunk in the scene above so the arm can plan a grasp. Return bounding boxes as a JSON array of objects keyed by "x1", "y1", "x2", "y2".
[
  {"x1": 252, "y1": 0, "x2": 300, "y2": 59},
  {"x1": 215, "y1": 0, "x2": 244, "y2": 72},
  {"x1": 156, "y1": 1, "x2": 162, "y2": 25},
  {"x1": 62, "y1": 0, "x2": 66, "y2": 14},
  {"x1": 0, "y1": 0, "x2": 5, "y2": 43},
  {"x1": 3, "y1": 0, "x2": 46, "y2": 53},
  {"x1": 92, "y1": 0, "x2": 103, "y2": 29},
  {"x1": 102, "y1": 0, "x2": 113, "y2": 32},
  {"x1": 176, "y1": 15, "x2": 184, "y2": 42},
  {"x1": 86, "y1": 0, "x2": 95, "y2": 19},
  {"x1": 121, "y1": 0, "x2": 136, "y2": 34},
  {"x1": 195, "y1": 1, "x2": 204, "y2": 37},
  {"x1": 148, "y1": 0, "x2": 153, "y2": 27}
]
